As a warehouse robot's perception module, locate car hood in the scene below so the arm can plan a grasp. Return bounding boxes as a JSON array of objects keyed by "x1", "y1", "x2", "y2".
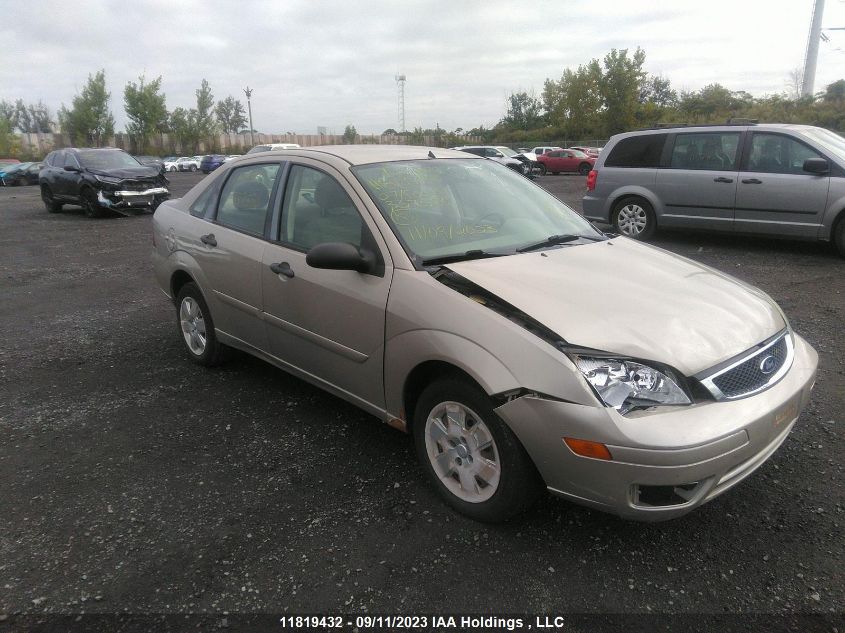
[
  {"x1": 88, "y1": 166, "x2": 161, "y2": 180},
  {"x1": 444, "y1": 238, "x2": 785, "y2": 375}
]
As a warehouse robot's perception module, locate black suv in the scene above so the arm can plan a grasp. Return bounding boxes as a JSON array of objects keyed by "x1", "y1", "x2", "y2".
[{"x1": 39, "y1": 148, "x2": 170, "y2": 217}]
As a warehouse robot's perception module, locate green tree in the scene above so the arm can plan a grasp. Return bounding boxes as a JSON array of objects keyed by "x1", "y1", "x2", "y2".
[
  {"x1": 215, "y1": 95, "x2": 247, "y2": 133},
  {"x1": 123, "y1": 75, "x2": 167, "y2": 153},
  {"x1": 169, "y1": 107, "x2": 197, "y2": 152},
  {"x1": 823, "y1": 79, "x2": 845, "y2": 103},
  {"x1": 12, "y1": 100, "x2": 53, "y2": 133},
  {"x1": 58, "y1": 69, "x2": 116, "y2": 146},
  {"x1": 194, "y1": 79, "x2": 216, "y2": 137},
  {"x1": 343, "y1": 124, "x2": 357, "y2": 143},
  {"x1": 500, "y1": 91, "x2": 544, "y2": 130},
  {"x1": 600, "y1": 48, "x2": 647, "y2": 135}
]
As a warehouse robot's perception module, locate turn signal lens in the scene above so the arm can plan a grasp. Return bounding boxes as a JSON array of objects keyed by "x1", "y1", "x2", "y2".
[{"x1": 564, "y1": 437, "x2": 612, "y2": 460}]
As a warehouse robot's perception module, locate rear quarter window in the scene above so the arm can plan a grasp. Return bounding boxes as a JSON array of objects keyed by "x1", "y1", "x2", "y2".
[{"x1": 604, "y1": 134, "x2": 667, "y2": 168}]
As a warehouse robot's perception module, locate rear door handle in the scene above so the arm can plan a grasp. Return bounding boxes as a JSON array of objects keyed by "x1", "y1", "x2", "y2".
[
  {"x1": 200, "y1": 233, "x2": 217, "y2": 247},
  {"x1": 713, "y1": 176, "x2": 734, "y2": 183},
  {"x1": 270, "y1": 262, "x2": 295, "y2": 278},
  {"x1": 742, "y1": 178, "x2": 763, "y2": 184}
]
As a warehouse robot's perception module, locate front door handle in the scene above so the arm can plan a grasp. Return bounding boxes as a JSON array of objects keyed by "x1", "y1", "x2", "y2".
[
  {"x1": 713, "y1": 176, "x2": 734, "y2": 183},
  {"x1": 270, "y1": 262, "x2": 295, "y2": 278},
  {"x1": 742, "y1": 178, "x2": 763, "y2": 184},
  {"x1": 200, "y1": 233, "x2": 217, "y2": 247}
]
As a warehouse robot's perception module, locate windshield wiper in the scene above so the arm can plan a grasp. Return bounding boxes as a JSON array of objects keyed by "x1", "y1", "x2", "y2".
[
  {"x1": 421, "y1": 250, "x2": 507, "y2": 267},
  {"x1": 517, "y1": 233, "x2": 604, "y2": 253}
]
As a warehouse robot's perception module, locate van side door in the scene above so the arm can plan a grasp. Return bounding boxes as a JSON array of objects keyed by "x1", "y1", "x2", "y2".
[
  {"x1": 734, "y1": 132, "x2": 830, "y2": 238},
  {"x1": 652, "y1": 131, "x2": 741, "y2": 231}
]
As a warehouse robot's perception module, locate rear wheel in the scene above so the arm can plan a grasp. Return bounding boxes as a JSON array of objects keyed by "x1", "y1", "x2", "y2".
[
  {"x1": 834, "y1": 215, "x2": 845, "y2": 257},
  {"x1": 175, "y1": 282, "x2": 226, "y2": 366},
  {"x1": 534, "y1": 163, "x2": 546, "y2": 176},
  {"x1": 413, "y1": 377, "x2": 542, "y2": 522},
  {"x1": 612, "y1": 196, "x2": 656, "y2": 240},
  {"x1": 41, "y1": 185, "x2": 62, "y2": 213},
  {"x1": 578, "y1": 162, "x2": 592, "y2": 176}
]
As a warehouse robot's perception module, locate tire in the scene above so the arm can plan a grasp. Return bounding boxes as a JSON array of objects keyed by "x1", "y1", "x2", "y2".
[
  {"x1": 612, "y1": 196, "x2": 656, "y2": 240},
  {"x1": 16, "y1": 176, "x2": 26, "y2": 187},
  {"x1": 519, "y1": 162, "x2": 530, "y2": 176},
  {"x1": 412, "y1": 377, "x2": 543, "y2": 522},
  {"x1": 41, "y1": 184, "x2": 62, "y2": 213},
  {"x1": 80, "y1": 187, "x2": 107, "y2": 218},
  {"x1": 834, "y1": 216, "x2": 845, "y2": 257},
  {"x1": 535, "y1": 163, "x2": 547, "y2": 176},
  {"x1": 578, "y1": 162, "x2": 592, "y2": 176},
  {"x1": 169, "y1": 166, "x2": 176, "y2": 172},
  {"x1": 175, "y1": 282, "x2": 226, "y2": 366},
  {"x1": 190, "y1": 165, "x2": 198, "y2": 172}
]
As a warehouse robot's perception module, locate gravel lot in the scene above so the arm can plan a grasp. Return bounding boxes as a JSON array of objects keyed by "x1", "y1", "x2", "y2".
[{"x1": 0, "y1": 171, "x2": 843, "y2": 629}]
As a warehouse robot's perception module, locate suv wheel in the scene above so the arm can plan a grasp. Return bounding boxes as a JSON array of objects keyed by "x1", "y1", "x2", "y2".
[
  {"x1": 190, "y1": 165, "x2": 198, "y2": 172},
  {"x1": 81, "y1": 187, "x2": 108, "y2": 218},
  {"x1": 612, "y1": 197, "x2": 656, "y2": 240},
  {"x1": 413, "y1": 377, "x2": 542, "y2": 522},
  {"x1": 176, "y1": 282, "x2": 226, "y2": 366},
  {"x1": 41, "y1": 185, "x2": 62, "y2": 213}
]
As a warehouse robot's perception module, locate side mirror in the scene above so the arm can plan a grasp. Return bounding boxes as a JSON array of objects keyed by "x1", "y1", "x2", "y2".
[
  {"x1": 63, "y1": 165, "x2": 80, "y2": 172},
  {"x1": 803, "y1": 157, "x2": 829, "y2": 175},
  {"x1": 306, "y1": 242, "x2": 375, "y2": 274}
]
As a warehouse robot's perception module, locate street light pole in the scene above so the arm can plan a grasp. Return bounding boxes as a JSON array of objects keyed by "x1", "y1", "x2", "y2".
[{"x1": 243, "y1": 86, "x2": 254, "y2": 147}]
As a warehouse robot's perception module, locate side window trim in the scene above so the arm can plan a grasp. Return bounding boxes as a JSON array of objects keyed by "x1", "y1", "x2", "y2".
[{"x1": 211, "y1": 161, "x2": 284, "y2": 239}]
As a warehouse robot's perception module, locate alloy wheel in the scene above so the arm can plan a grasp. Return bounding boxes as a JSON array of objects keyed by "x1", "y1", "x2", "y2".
[{"x1": 180, "y1": 296, "x2": 207, "y2": 355}]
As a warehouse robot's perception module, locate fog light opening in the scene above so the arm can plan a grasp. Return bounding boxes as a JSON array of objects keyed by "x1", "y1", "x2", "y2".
[
  {"x1": 633, "y1": 482, "x2": 701, "y2": 508},
  {"x1": 563, "y1": 437, "x2": 612, "y2": 461}
]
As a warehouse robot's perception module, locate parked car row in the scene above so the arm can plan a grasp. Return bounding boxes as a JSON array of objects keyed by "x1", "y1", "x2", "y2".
[{"x1": 0, "y1": 161, "x2": 43, "y2": 186}]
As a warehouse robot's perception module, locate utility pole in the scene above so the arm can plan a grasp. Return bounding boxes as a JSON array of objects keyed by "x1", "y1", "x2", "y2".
[
  {"x1": 801, "y1": 0, "x2": 825, "y2": 98},
  {"x1": 243, "y1": 86, "x2": 254, "y2": 146},
  {"x1": 395, "y1": 75, "x2": 406, "y2": 132}
]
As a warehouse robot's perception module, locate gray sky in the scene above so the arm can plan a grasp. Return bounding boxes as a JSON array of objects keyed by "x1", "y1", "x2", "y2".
[{"x1": 2, "y1": 0, "x2": 844, "y2": 134}]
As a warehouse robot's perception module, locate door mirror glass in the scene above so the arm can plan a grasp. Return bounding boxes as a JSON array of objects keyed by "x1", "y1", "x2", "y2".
[
  {"x1": 306, "y1": 242, "x2": 374, "y2": 274},
  {"x1": 802, "y1": 157, "x2": 829, "y2": 174}
]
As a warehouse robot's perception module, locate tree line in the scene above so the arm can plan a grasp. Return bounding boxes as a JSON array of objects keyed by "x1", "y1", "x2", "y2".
[
  {"x1": 492, "y1": 47, "x2": 845, "y2": 144},
  {"x1": 0, "y1": 70, "x2": 252, "y2": 154}
]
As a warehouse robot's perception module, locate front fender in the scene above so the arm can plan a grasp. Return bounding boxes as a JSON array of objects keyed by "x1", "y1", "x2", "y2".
[{"x1": 384, "y1": 329, "x2": 519, "y2": 420}]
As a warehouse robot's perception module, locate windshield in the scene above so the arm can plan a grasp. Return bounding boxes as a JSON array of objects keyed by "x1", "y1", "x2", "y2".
[
  {"x1": 497, "y1": 147, "x2": 518, "y2": 157},
  {"x1": 77, "y1": 150, "x2": 141, "y2": 170},
  {"x1": 353, "y1": 158, "x2": 603, "y2": 262},
  {"x1": 569, "y1": 149, "x2": 589, "y2": 158},
  {"x1": 800, "y1": 127, "x2": 845, "y2": 162}
]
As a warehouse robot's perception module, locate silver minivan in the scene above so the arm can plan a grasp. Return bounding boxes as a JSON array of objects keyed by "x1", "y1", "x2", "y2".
[
  {"x1": 582, "y1": 123, "x2": 845, "y2": 256},
  {"x1": 152, "y1": 145, "x2": 818, "y2": 522}
]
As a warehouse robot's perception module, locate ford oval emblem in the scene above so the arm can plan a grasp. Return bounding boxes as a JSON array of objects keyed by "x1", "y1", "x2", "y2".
[{"x1": 759, "y1": 355, "x2": 777, "y2": 375}]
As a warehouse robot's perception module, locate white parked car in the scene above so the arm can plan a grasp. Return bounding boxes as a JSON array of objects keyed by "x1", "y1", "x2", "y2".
[
  {"x1": 532, "y1": 146, "x2": 564, "y2": 156},
  {"x1": 176, "y1": 157, "x2": 200, "y2": 172},
  {"x1": 162, "y1": 157, "x2": 180, "y2": 172}
]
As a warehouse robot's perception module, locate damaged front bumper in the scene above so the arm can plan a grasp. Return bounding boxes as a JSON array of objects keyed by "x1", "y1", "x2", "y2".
[
  {"x1": 97, "y1": 187, "x2": 169, "y2": 211},
  {"x1": 494, "y1": 334, "x2": 818, "y2": 520}
]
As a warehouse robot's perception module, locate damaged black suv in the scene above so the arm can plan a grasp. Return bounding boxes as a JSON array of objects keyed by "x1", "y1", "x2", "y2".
[{"x1": 39, "y1": 147, "x2": 170, "y2": 217}]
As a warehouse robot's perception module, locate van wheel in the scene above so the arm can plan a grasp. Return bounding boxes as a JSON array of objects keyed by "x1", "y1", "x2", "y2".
[
  {"x1": 175, "y1": 282, "x2": 226, "y2": 366},
  {"x1": 612, "y1": 197, "x2": 656, "y2": 240},
  {"x1": 834, "y1": 216, "x2": 845, "y2": 257},
  {"x1": 413, "y1": 377, "x2": 542, "y2": 522}
]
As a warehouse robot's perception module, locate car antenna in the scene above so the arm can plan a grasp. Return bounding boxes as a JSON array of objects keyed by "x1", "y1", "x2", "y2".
[{"x1": 428, "y1": 150, "x2": 436, "y2": 159}]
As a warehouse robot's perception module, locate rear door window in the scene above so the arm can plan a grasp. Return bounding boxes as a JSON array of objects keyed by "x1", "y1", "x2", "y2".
[
  {"x1": 604, "y1": 134, "x2": 667, "y2": 168},
  {"x1": 669, "y1": 132, "x2": 741, "y2": 170}
]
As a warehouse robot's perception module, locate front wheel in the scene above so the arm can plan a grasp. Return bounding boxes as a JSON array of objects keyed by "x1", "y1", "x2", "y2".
[
  {"x1": 169, "y1": 166, "x2": 176, "y2": 172},
  {"x1": 175, "y1": 282, "x2": 226, "y2": 366},
  {"x1": 41, "y1": 184, "x2": 62, "y2": 213},
  {"x1": 81, "y1": 187, "x2": 107, "y2": 218},
  {"x1": 413, "y1": 377, "x2": 542, "y2": 522},
  {"x1": 190, "y1": 165, "x2": 198, "y2": 172},
  {"x1": 612, "y1": 197, "x2": 656, "y2": 240},
  {"x1": 519, "y1": 161, "x2": 530, "y2": 176}
]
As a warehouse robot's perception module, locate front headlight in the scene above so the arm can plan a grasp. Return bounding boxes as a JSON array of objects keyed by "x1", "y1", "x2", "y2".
[
  {"x1": 574, "y1": 356, "x2": 691, "y2": 414},
  {"x1": 95, "y1": 175, "x2": 122, "y2": 185}
]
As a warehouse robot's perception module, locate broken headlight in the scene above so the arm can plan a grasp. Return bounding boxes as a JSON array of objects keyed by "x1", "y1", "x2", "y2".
[{"x1": 574, "y1": 356, "x2": 691, "y2": 414}]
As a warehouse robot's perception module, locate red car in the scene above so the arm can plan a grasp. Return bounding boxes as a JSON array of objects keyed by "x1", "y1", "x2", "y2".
[
  {"x1": 569, "y1": 146, "x2": 601, "y2": 158},
  {"x1": 536, "y1": 149, "x2": 596, "y2": 175}
]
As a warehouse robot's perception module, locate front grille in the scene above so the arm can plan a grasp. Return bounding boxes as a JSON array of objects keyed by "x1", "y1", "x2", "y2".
[
  {"x1": 122, "y1": 180, "x2": 155, "y2": 191},
  {"x1": 701, "y1": 332, "x2": 793, "y2": 400},
  {"x1": 713, "y1": 336, "x2": 788, "y2": 397}
]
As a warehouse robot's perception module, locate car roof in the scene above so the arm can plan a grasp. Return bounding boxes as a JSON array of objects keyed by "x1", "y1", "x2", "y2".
[{"x1": 249, "y1": 144, "x2": 477, "y2": 166}]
